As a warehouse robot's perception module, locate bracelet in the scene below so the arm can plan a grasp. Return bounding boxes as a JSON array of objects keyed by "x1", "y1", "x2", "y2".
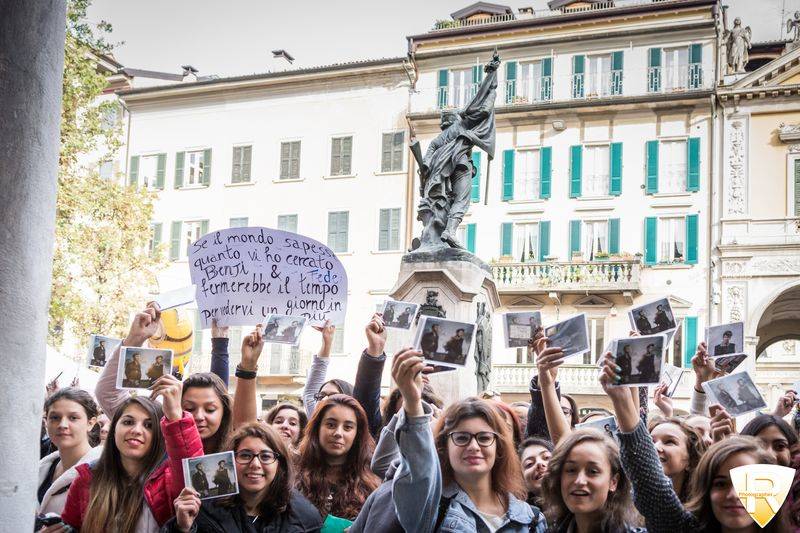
[{"x1": 235, "y1": 365, "x2": 257, "y2": 379}]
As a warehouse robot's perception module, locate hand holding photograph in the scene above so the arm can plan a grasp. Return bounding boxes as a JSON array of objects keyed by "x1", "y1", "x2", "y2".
[
  {"x1": 382, "y1": 300, "x2": 419, "y2": 330},
  {"x1": 503, "y1": 311, "x2": 542, "y2": 348},
  {"x1": 412, "y1": 315, "x2": 476, "y2": 368},
  {"x1": 183, "y1": 451, "x2": 239, "y2": 500},
  {"x1": 702, "y1": 371, "x2": 766, "y2": 417}
]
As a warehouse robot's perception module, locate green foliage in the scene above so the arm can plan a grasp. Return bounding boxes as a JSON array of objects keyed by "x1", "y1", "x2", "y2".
[{"x1": 50, "y1": 0, "x2": 164, "y2": 347}]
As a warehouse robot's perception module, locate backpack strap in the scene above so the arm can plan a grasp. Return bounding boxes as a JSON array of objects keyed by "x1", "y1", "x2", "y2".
[{"x1": 433, "y1": 496, "x2": 453, "y2": 532}]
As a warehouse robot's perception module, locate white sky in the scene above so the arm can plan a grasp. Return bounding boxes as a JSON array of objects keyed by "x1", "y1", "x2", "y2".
[{"x1": 89, "y1": 0, "x2": 799, "y2": 78}]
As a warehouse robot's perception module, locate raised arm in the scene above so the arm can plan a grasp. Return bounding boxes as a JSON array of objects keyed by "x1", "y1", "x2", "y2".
[
  {"x1": 302, "y1": 320, "x2": 334, "y2": 416},
  {"x1": 535, "y1": 333, "x2": 570, "y2": 445},
  {"x1": 209, "y1": 320, "x2": 230, "y2": 387},
  {"x1": 231, "y1": 325, "x2": 264, "y2": 429},
  {"x1": 354, "y1": 313, "x2": 388, "y2": 438},
  {"x1": 690, "y1": 342, "x2": 718, "y2": 415}
]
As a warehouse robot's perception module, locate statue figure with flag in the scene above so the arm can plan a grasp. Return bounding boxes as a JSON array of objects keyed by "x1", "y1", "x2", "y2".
[{"x1": 409, "y1": 52, "x2": 499, "y2": 252}]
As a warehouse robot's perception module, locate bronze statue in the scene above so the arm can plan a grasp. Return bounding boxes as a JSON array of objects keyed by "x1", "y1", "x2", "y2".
[
  {"x1": 418, "y1": 289, "x2": 446, "y2": 319},
  {"x1": 788, "y1": 12, "x2": 800, "y2": 43},
  {"x1": 410, "y1": 52, "x2": 499, "y2": 252}
]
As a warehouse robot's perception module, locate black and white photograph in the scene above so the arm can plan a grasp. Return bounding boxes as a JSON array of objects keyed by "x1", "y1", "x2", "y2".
[
  {"x1": 263, "y1": 314, "x2": 307, "y2": 345},
  {"x1": 660, "y1": 364, "x2": 687, "y2": 397},
  {"x1": 86, "y1": 334, "x2": 121, "y2": 369},
  {"x1": 702, "y1": 371, "x2": 766, "y2": 417},
  {"x1": 706, "y1": 321, "x2": 744, "y2": 356},
  {"x1": 543, "y1": 313, "x2": 590, "y2": 360},
  {"x1": 671, "y1": 319, "x2": 683, "y2": 365},
  {"x1": 628, "y1": 298, "x2": 677, "y2": 336},
  {"x1": 183, "y1": 451, "x2": 239, "y2": 500},
  {"x1": 382, "y1": 300, "x2": 419, "y2": 330},
  {"x1": 412, "y1": 315, "x2": 476, "y2": 368},
  {"x1": 503, "y1": 312, "x2": 542, "y2": 348},
  {"x1": 576, "y1": 415, "x2": 618, "y2": 441},
  {"x1": 610, "y1": 334, "x2": 666, "y2": 387},
  {"x1": 712, "y1": 353, "x2": 747, "y2": 374},
  {"x1": 116, "y1": 347, "x2": 173, "y2": 390}
]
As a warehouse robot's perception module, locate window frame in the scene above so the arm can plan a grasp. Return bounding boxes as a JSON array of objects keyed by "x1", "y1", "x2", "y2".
[
  {"x1": 581, "y1": 218, "x2": 609, "y2": 260},
  {"x1": 657, "y1": 216, "x2": 687, "y2": 264},
  {"x1": 658, "y1": 137, "x2": 689, "y2": 193},
  {"x1": 278, "y1": 139, "x2": 302, "y2": 181},
  {"x1": 512, "y1": 220, "x2": 540, "y2": 263},
  {"x1": 180, "y1": 220, "x2": 208, "y2": 261},
  {"x1": 277, "y1": 214, "x2": 298, "y2": 233},
  {"x1": 582, "y1": 142, "x2": 611, "y2": 197},
  {"x1": 376, "y1": 207, "x2": 402, "y2": 252},
  {"x1": 514, "y1": 148, "x2": 541, "y2": 202},
  {"x1": 137, "y1": 152, "x2": 163, "y2": 190},
  {"x1": 585, "y1": 53, "x2": 613, "y2": 98},
  {"x1": 229, "y1": 217, "x2": 249, "y2": 228},
  {"x1": 380, "y1": 130, "x2": 406, "y2": 173},
  {"x1": 326, "y1": 210, "x2": 350, "y2": 254},
  {"x1": 329, "y1": 134, "x2": 354, "y2": 177},
  {"x1": 231, "y1": 144, "x2": 253, "y2": 184}
]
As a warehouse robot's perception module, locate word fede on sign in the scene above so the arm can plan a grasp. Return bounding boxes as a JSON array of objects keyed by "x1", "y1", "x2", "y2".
[{"x1": 188, "y1": 227, "x2": 348, "y2": 328}]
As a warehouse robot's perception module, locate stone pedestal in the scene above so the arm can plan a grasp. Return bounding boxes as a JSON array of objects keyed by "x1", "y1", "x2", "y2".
[{"x1": 389, "y1": 249, "x2": 500, "y2": 405}]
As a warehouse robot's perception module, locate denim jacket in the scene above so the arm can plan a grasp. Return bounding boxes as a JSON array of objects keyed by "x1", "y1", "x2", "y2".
[{"x1": 392, "y1": 406, "x2": 547, "y2": 533}]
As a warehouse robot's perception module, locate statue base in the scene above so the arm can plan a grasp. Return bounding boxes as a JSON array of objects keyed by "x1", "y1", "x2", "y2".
[{"x1": 390, "y1": 252, "x2": 500, "y2": 406}]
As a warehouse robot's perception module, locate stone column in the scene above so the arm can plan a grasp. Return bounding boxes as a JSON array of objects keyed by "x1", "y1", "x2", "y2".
[{"x1": 0, "y1": 1, "x2": 66, "y2": 530}]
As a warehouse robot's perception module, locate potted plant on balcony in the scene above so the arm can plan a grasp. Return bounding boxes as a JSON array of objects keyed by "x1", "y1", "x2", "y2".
[
  {"x1": 594, "y1": 252, "x2": 610, "y2": 262},
  {"x1": 571, "y1": 251, "x2": 584, "y2": 263}
]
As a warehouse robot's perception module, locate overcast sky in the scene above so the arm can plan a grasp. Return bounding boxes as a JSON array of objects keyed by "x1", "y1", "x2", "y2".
[{"x1": 89, "y1": 0, "x2": 799, "y2": 78}]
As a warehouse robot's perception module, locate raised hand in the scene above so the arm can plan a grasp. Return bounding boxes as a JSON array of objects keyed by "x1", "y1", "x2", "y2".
[
  {"x1": 150, "y1": 374, "x2": 183, "y2": 421},
  {"x1": 773, "y1": 390, "x2": 797, "y2": 418},
  {"x1": 691, "y1": 342, "x2": 719, "y2": 389},
  {"x1": 365, "y1": 313, "x2": 387, "y2": 357},
  {"x1": 211, "y1": 318, "x2": 229, "y2": 339},
  {"x1": 709, "y1": 404, "x2": 734, "y2": 442},
  {"x1": 312, "y1": 319, "x2": 335, "y2": 357},
  {"x1": 392, "y1": 347, "x2": 428, "y2": 417},
  {"x1": 598, "y1": 351, "x2": 638, "y2": 432},
  {"x1": 173, "y1": 487, "x2": 201, "y2": 532},
  {"x1": 653, "y1": 383, "x2": 674, "y2": 417},
  {"x1": 125, "y1": 303, "x2": 162, "y2": 347},
  {"x1": 534, "y1": 334, "x2": 564, "y2": 388},
  {"x1": 240, "y1": 325, "x2": 264, "y2": 371}
]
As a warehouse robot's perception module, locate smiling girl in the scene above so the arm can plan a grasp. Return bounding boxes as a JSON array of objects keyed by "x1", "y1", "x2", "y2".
[{"x1": 265, "y1": 403, "x2": 307, "y2": 449}]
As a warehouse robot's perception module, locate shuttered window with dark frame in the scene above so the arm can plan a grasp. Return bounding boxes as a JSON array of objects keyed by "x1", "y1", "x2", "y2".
[
  {"x1": 280, "y1": 141, "x2": 301, "y2": 180},
  {"x1": 231, "y1": 146, "x2": 252, "y2": 183},
  {"x1": 381, "y1": 132, "x2": 404, "y2": 172},
  {"x1": 330, "y1": 136, "x2": 353, "y2": 176}
]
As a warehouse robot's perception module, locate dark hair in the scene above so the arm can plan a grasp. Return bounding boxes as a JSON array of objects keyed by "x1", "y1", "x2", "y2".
[
  {"x1": 296, "y1": 394, "x2": 379, "y2": 519},
  {"x1": 740, "y1": 414, "x2": 798, "y2": 446},
  {"x1": 518, "y1": 436, "x2": 554, "y2": 457},
  {"x1": 265, "y1": 403, "x2": 308, "y2": 443},
  {"x1": 722, "y1": 330, "x2": 732, "y2": 337},
  {"x1": 381, "y1": 383, "x2": 444, "y2": 427},
  {"x1": 456, "y1": 328, "x2": 465, "y2": 334},
  {"x1": 318, "y1": 379, "x2": 353, "y2": 397},
  {"x1": 44, "y1": 387, "x2": 99, "y2": 420},
  {"x1": 561, "y1": 394, "x2": 579, "y2": 428},
  {"x1": 182, "y1": 372, "x2": 233, "y2": 454},
  {"x1": 221, "y1": 423, "x2": 292, "y2": 515},
  {"x1": 492, "y1": 401, "x2": 523, "y2": 448}
]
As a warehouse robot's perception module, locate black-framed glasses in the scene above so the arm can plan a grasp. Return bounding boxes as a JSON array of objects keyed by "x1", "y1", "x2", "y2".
[
  {"x1": 313, "y1": 391, "x2": 334, "y2": 401},
  {"x1": 234, "y1": 450, "x2": 281, "y2": 465},
  {"x1": 448, "y1": 431, "x2": 498, "y2": 447}
]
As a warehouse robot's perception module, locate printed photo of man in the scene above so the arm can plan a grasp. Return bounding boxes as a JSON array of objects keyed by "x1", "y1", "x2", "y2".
[
  {"x1": 444, "y1": 329, "x2": 465, "y2": 364},
  {"x1": 714, "y1": 330, "x2": 736, "y2": 355},
  {"x1": 421, "y1": 323, "x2": 440, "y2": 358}
]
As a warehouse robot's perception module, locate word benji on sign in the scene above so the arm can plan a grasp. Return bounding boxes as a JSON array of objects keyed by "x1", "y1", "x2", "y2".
[{"x1": 188, "y1": 227, "x2": 348, "y2": 328}]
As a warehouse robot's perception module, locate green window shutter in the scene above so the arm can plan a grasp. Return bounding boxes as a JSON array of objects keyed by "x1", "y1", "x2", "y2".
[
  {"x1": 685, "y1": 214, "x2": 699, "y2": 265},
  {"x1": 572, "y1": 55, "x2": 585, "y2": 98},
  {"x1": 687, "y1": 137, "x2": 700, "y2": 191},
  {"x1": 539, "y1": 146, "x2": 552, "y2": 199},
  {"x1": 541, "y1": 57, "x2": 552, "y2": 101},
  {"x1": 610, "y1": 142, "x2": 622, "y2": 196},
  {"x1": 689, "y1": 43, "x2": 702, "y2": 64},
  {"x1": 151, "y1": 222, "x2": 163, "y2": 256},
  {"x1": 644, "y1": 217, "x2": 657, "y2": 265},
  {"x1": 471, "y1": 151, "x2": 481, "y2": 202},
  {"x1": 611, "y1": 51, "x2": 624, "y2": 95},
  {"x1": 232, "y1": 147, "x2": 241, "y2": 183},
  {"x1": 689, "y1": 44, "x2": 703, "y2": 89},
  {"x1": 648, "y1": 48, "x2": 662, "y2": 92},
  {"x1": 129, "y1": 155, "x2": 139, "y2": 186},
  {"x1": 378, "y1": 209, "x2": 390, "y2": 251},
  {"x1": 472, "y1": 65, "x2": 483, "y2": 85},
  {"x1": 501, "y1": 222, "x2": 513, "y2": 256},
  {"x1": 437, "y1": 69, "x2": 449, "y2": 108},
  {"x1": 569, "y1": 220, "x2": 581, "y2": 259},
  {"x1": 569, "y1": 145, "x2": 582, "y2": 198},
  {"x1": 202, "y1": 148, "x2": 212, "y2": 185},
  {"x1": 174, "y1": 152, "x2": 185, "y2": 189},
  {"x1": 466, "y1": 223, "x2": 476, "y2": 254},
  {"x1": 505, "y1": 61, "x2": 517, "y2": 103},
  {"x1": 608, "y1": 218, "x2": 620, "y2": 255},
  {"x1": 538, "y1": 221, "x2": 550, "y2": 261},
  {"x1": 502, "y1": 149, "x2": 515, "y2": 201},
  {"x1": 155, "y1": 153, "x2": 166, "y2": 189},
  {"x1": 242, "y1": 146, "x2": 252, "y2": 181},
  {"x1": 645, "y1": 140, "x2": 659, "y2": 194},
  {"x1": 169, "y1": 221, "x2": 182, "y2": 261},
  {"x1": 200, "y1": 220, "x2": 209, "y2": 237},
  {"x1": 683, "y1": 316, "x2": 698, "y2": 368},
  {"x1": 795, "y1": 159, "x2": 800, "y2": 216}
]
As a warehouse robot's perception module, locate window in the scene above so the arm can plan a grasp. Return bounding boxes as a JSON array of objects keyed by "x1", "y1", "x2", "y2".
[
  {"x1": 663, "y1": 47, "x2": 689, "y2": 91},
  {"x1": 232, "y1": 146, "x2": 252, "y2": 183},
  {"x1": 332, "y1": 327, "x2": 345, "y2": 355},
  {"x1": 586, "y1": 54, "x2": 612, "y2": 97},
  {"x1": 378, "y1": 208, "x2": 401, "y2": 251},
  {"x1": 99, "y1": 160, "x2": 113, "y2": 180},
  {"x1": 149, "y1": 223, "x2": 162, "y2": 257},
  {"x1": 583, "y1": 317, "x2": 606, "y2": 364},
  {"x1": 327, "y1": 211, "x2": 349, "y2": 253},
  {"x1": 515, "y1": 150, "x2": 540, "y2": 201},
  {"x1": 101, "y1": 103, "x2": 119, "y2": 131},
  {"x1": 330, "y1": 136, "x2": 353, "y2": 176},
  {"x1": 583, "y1": 145, "x2": 610, "y2": 197},
  {"x1": 229, "y1": 217, "x2": 248, "y2": 228},
  {"x1": 139, "y1": 154, "x2": 161, "y2": 189},
  {"x1": 182, "y1": 221, "x2": 207, "y2": 260},
  {"x1": 513, "y1": 223, "x2": 539, "y2": 263},
  {"x1": 270, "y1": 344, "x2": 283, "y2": 374},
  {"x1": 519, "y1": 61, "x2": 543, "y2": 102},
  {"x1": 381, "y1": 132, "x2": 404, "y2": 172},
  {"x1": 280, "y1": 141, "x2": 301, "y2": 180},
  {"x1": 658, "y1": 217, "x2": 686, "y2": 263},
  {"x1": 659, "y1": 140, "x2": 688, "y2": 193},
  {"x1": 582, "y1": 220, "x2": 608, "y2": 260},
  {"x1": 277, "y1": 214, "x2": 298, "y2": 233},
  {"x1": 450, "y1": 68, "x2": 475, "y2": 108},
  {"x1": 186, "y1": 150, "x2": 206, "y2": 186}
]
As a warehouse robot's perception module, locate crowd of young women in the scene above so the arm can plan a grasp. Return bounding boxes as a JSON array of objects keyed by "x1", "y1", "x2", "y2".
[{"x1": 35, "y1": 304, "x2": 800, "y2": 532}]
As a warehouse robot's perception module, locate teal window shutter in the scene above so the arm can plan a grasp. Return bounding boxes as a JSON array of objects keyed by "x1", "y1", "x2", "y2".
[
  {"x1": 169, "y1": 221, "x2": 182, "y2": 260},
  {"x1": 501, "y1": 222, "x2": 513, "y2": 256},
  {"x1": 541, "y1": 57, "x2": 552, "y2": 101},
  {"x1": 502, "y1": 149, "x2": 515, "y2": 201},
  {"x1": 151, "y1": 222, "x2": 162, "y2": 257},
  {"x1": 437, "y1": 69, "x2": 449, "y2": 108},
  {"x1": 200, "y1": 220, "x2": 209, "y2": 237},
  {"x1": 683, "y1": 316, "x2": 698, "y2": 368},
  {"x1": 202, "y1": 148, "x2": 212, "y2": 185},
  {"x1": 538, "y1": 221, "x2": 550, "y2": 261},
  {"x1": 174, "y1": 152, "x2": 185, "y2": 189},
  {"x1": 685, "y1": 214, "x2": 699, "y2": 265},
  {"x1": 155, "y1": 153, "x2": 166, "y2": 189},
  {"x1": 505, "y1": 61, "x2": 517, "y2": 104},
  {"x1": 129, "y1": 155, "x2": 139, "y2": 186},
  {"x1": 472, "y1": 64, "x2": 483, "y2": 85},
  {"x1": 610, "y1": 142, "x2": 622, "y2": 196},
  {"x1": 644, "y1": 217, "x2": 657, "y2": 265},
  {"x1": 689, "y1": 44, "x2": 703, "y2": 89},
  {"x1": 569, "y1": 145, "x2": 582, "y2": 198},
  {"x1": 572, "y1": 55, "x2": 585, "y2": 98},
  {"x1": 466, "y1": 223, "x2": 476, "y2": 254},
  {"x1": 471, "y1": 151, "x2": 481, "y2": 202},
  {"x1": 539, "y1": 146, "x2": 552, "y2": 199},
  {"x1": 648, "y1": 48, "x2": 662, "y2": 92},
  {"x1": 646, "y1": 141, "x2": 659, "y2": 194},
  {"x1": 608, "y1": 218, "x2": 620, "y2": 255},
  {"x1": 611, "y1": 51, "x2": 623, "y2": 95},
  {"x1": 569, "y1": 220, "x2": 581, "y2": 259},
  {"x1": 687, "y1": 137, "x2": 700, "y2": 191}
]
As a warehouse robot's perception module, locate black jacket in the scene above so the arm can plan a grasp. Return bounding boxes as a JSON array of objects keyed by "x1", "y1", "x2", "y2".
[{"x1": 161, "y1": 490, "x2": 323, "y2": 533}]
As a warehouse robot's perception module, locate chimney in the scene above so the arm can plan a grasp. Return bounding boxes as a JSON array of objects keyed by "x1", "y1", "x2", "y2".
[{"x1": 181, "y1": 64, "x2": 199, "y2": 82}]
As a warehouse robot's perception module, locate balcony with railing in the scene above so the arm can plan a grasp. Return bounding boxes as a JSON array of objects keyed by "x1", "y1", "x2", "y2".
[
  {"x1": 647, "y1": 64, "x2": 704, "y2": 93},
  {"x1": 504, "y1": 76, "x2": 552, "y2": 105},
  {"x1": 491, "y1": 259, "x2": 641, "y2": 295},
  {"x1": 493, "y1": 363, "x2": 606, "y2": 395}
]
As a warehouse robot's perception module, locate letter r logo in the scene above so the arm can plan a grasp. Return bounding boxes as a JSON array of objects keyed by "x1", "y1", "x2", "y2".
[{"x1": 731, "y1": 464, "x2": 795, "y2": 527}]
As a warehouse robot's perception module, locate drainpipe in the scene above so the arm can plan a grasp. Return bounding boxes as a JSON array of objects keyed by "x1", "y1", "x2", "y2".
[
  {"x1": 708, "y1": 93, "x2": 716, "y2": 327},
  {"x1": 120, "y1": 98, "x2": 132, "y2": 183}
]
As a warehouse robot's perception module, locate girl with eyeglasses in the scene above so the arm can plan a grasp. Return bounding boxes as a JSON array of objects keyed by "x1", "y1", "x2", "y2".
[
  {"x1": 387, "y1": 347, "x2": 546, "y2": 532},
  {"x1": 166, "y1": 423, "x2": 323, "y2": 532}
]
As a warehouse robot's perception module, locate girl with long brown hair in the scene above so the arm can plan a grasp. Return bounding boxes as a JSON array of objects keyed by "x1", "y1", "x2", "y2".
[
  {"x1": 295, "y1": 393, "x2": 379, "y2": 520},
  {"x1": 265, "y1": 402, "x2": 308, "y2": 448},
  {"x1": 646, "y1": 415, "x2": 707, "y2": 502}
]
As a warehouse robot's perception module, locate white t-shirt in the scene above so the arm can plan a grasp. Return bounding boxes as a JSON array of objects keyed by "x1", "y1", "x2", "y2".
[{"x1": 475, "y1": 509, "x2": 505, "y2": 532}]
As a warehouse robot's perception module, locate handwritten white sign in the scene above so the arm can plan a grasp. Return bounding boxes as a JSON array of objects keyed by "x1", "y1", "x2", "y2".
[{"x1": 188, "y1": 227, "x2": 348, "y2": 328}]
